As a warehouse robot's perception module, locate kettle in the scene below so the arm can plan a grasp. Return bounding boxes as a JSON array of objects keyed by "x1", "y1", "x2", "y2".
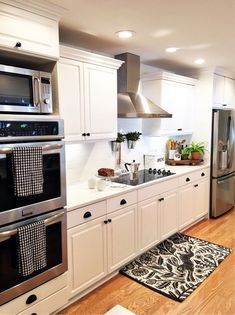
[{"x1": 124, "y1": 160, "x2": 140, "y2": 173}]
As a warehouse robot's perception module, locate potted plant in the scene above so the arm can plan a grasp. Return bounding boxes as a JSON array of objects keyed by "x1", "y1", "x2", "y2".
[
  {"x1": 180, "y1": 146, "x2": 190, "y2": 160},
  {"x1": 111, "y1": 132, "x2": 125, "y2": 151},
  {"x1": 125, "y1": 131, "x2": 142, "y2": 149},
  {"x1": 186, "y1": 141, "x2": 206, "y2": 160}
]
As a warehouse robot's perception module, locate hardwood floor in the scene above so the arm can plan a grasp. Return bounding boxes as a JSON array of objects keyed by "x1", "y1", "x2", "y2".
[{"x1": 58, "y1": 209, "x2": 235, "y2": 315}]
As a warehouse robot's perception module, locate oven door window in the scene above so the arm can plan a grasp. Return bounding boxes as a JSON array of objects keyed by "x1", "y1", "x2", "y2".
[
  {"x1": 0, "y1": 153, "x2": 61, "y2": 212},
  {"x1": 0, "y1": 72, "x2": 33, "y2": 107},
  {"x1": 0, "y1": 221, "x2": 62, "y2": 295}
]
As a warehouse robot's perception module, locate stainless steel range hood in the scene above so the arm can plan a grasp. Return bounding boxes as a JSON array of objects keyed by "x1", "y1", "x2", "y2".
[{"x1": 115, "y1": 53, "x2": 172, "y2": 118}]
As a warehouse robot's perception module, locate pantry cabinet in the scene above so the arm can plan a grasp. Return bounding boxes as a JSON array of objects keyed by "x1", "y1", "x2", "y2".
[
  {"x1": 0, "y1": 1, "x2": 63, "y2": 60},
  {"x1": 213, "y1": 74, "x2": 235, "y2": 109},
  {"x1": 141, "y1": 72, "x2": 197, "y2": 136},
  {"x1": 56, "y1": 46, "x2": 123, "y2": 142}
]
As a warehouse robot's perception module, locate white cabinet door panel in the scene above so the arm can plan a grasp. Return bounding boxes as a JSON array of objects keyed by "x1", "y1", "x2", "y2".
[{"x1": 160, "y1": 190, "x2": 178, "y2": 240}]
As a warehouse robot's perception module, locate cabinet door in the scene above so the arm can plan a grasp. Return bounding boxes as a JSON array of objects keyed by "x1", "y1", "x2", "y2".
[
  {"x1": 160, "y1": 190, "x2": 178, "y2": 240},
  {"x1": 224, "y1": 77, "x2": 235, "y2": 109},
  {"x1": 67, "y1": 216, "x2": 107, "y2": 298},
  {"x1": 58, "y1": 59, "x2": 85, "y2": 141},
  {"x1": 194, "y1": 179, "x2": 209, "y2": 220},
  {"x1": 213, "y1": 74, "x2": 225, "y2": 107},
  {"x1": 84, "y1": 63, "x2": 117, "y2": 140},
  {"x1": 178, "y1": 185, "x2": 194, "y2": 229},
  {"x1": 0, "y1": 3, "x2": 59, "y2": 59},
  {"x1": 107, "y1": 205, "x2": 138, "y2": 273}
]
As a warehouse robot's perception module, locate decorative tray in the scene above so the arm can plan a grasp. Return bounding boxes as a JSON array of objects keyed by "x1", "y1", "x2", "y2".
[{"x1": 166, "y1": 159, "x2": 203, "y2": 166}]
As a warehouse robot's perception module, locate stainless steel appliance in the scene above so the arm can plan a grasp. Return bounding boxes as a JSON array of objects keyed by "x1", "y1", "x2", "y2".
[
  {"x1": 112, "y1": 168, "x2": 175, "y2": 186},
  {"x1": 0, "y1": 64, "x2": 53, "y2": 114},
  {"x1": 0, "y1": 118, "x2": 67, "y2": 306},
  {"x1": 211, "y1": 109, "x2": 235, "y2": 217}
]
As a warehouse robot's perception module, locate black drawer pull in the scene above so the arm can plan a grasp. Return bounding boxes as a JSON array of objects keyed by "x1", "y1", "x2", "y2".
[
  {"x1": 108, "y1": 219, "x2": 112, "y2": 223},
  {"x1": 201, "y1": 172, "x2": 205, "y2": 177},
  {"x1": 86, "y1": 133, "x2": 90, "y2": 136},
  {"x1": 83, "y1": 211, "x2": 92, "y2": 219},
  {"x1": 222, "y1": 104, "x2": 227, "y2": 107},
  {"x1": 120, "y1": 199, "x2": 127, "y2": 205},
  {"x1": 15, "y1": 41, "x2": 22, "y2": 47},
  {"x1": 186, "y1": 177, "x2": 190, "y2": 182},
  {"x1": 194, "y1": 184, "x2": 198, "y2": 187},
  {"x1": 104, "y1": 220, "x2": 108, "y2": 224},
  {"x1": 158, "y1": 197, "x2": 164, "y2": 202},
  {"x1": 82, "y1": 133, "x2": 86, "y2": 136},
  {"x1": 31, "y1": 313, "x2": 37, "y2": 315},
  {"x1": 177, "y1": 128, "x2": 182, "y2": 131},
  {"x1": 26, "y1": 294, "x2": 37, "y2": 305}
]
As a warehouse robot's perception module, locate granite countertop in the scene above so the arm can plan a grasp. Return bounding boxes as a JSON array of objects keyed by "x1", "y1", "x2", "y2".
[{"x1": 66, "y1": 163, "x2": 210, "y2": 211}]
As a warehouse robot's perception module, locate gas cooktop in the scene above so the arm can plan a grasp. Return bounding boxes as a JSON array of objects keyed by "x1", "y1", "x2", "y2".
[{"x1": 111, "y1": 168, "x2": 175, "y2": 186}]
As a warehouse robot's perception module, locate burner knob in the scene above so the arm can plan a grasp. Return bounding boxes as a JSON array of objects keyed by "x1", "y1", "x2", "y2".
[
  {"x1": 153, "y1": 169, "x2": 157, "y2": 174},
  {"x1": 162, "y1": 170, "x2": 166, "y2": 175},
  {"x1": 167, "y1": 170, "x2": 172, "y2": 175},
  {"x1": 148, "y1": 168, "x2": 152, "y2": 174},
  {"x1": 157, "y1": 169, "x2": 161, "y2": 175}
]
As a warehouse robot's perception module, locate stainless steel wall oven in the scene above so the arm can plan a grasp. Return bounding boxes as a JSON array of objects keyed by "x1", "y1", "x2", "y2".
[{"x1": 0, "y1": 118, "x2": 67, "y2": 306}]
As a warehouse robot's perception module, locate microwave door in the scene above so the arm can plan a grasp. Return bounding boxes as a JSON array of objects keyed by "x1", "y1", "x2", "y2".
[{"x1": 32, "y1": 75, "x2": 41, "y2": 112}]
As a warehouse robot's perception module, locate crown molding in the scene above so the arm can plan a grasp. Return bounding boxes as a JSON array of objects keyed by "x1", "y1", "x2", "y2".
[{"x1": 141, "y1": 71, "x2": 197, "y2": 85}]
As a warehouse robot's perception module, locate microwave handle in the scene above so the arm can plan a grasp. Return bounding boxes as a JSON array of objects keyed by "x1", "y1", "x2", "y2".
[{"x1": 33, "y1": 76, "x2": 41, "y2": 107}]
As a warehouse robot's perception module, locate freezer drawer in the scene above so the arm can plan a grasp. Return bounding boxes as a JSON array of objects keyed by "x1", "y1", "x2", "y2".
[{"x1": 211, "y1": 173, "x2": 235, "y2": 217}]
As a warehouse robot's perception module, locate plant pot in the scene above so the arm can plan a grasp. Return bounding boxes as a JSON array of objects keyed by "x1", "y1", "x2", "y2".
[
  {"x1": 181, "y1": 154, "x2": 189, "y2": 160},
  {"x1": 191, "y1": 151, "x2": 202, "y2": 160},
  {"x1": 111, "y1": 141, "x2": 119, "y2": 152},
  {"x1": 127, "y1": 140, "x2": 136, "y2": 149}
]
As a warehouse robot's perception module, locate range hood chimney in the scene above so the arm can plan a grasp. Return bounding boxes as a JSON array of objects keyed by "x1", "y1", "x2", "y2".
[{"x1": 115, "y1": 53, "x2": 172, "y2": 118}]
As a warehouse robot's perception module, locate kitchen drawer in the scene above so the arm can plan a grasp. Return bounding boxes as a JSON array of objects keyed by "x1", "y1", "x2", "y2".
[
  {"x1": 67, "y1": 201, "x2": 106, "y2": 229},
  {"x1": 107, "y1": 191, "x2": 137, "y2": 214},
  {"x1": 179, "y1": 168, "x2": 209, "y2": 186},
  {"x1": 138, "y1": 177, "x2": 178, "y2": 201}
]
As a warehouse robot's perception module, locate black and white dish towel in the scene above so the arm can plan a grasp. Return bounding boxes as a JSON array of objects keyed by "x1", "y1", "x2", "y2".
[
  {"x1": 11, "y1": 146, "x2": 43, "y2": 197},
  {"x1": 17, "y1": 220, "x2": 47, "y2": 277}
]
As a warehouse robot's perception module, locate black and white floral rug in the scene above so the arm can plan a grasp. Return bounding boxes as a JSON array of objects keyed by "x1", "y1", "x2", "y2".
[{"x1": 120, "y1": 233, "x2": 231, "y2": 302}]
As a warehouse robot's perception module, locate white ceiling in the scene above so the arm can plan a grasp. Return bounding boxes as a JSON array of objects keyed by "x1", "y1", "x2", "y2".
[{"x1": 50, "y1": 0, "x2": 235, "y2": 74}]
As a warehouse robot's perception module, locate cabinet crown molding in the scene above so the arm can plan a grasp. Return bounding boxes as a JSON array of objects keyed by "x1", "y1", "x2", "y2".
[
  {"x1": 59, "y1": 45, "x2": 124, "y2": 69},
  {"x1": 0, "y1": 0, "x2": 66, "y2": 21},
  {"x1": 141, "y1": 71, "x2": 197, "y2": 85}
]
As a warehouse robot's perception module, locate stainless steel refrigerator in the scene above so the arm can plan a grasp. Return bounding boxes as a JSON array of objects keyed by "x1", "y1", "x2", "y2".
[{"x1": 211, "y1": 109, "x2": 235, "y2": 217}]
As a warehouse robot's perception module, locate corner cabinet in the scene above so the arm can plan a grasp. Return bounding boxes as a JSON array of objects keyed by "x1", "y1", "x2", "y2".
[
  {"x1": 213, "y1": 74, "x2": 235, "y2": 109},
  {"x1": 141, "y1": 72, "x2": 197, "y2": 136},
  {"x1": 56, "y1": 46, "x2": 123, "y2": 142},
  {"x1": 0, "y1": 1, "x2": 64, "y2": 60}
]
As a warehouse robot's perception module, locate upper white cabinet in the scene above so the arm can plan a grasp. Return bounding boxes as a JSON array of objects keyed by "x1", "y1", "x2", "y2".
[
  {"x1": 0, "y1": 1, "x2": 64, "y2": 60},
  {"x1": 56, "y1": 45, "x2": 123, "y2": 142},
  {"x1": 141, "y1": 72, "x2": 197, "y2": 136},
  {"x1": 213, "y1": 74, "x2": 235, "y2": 109}
]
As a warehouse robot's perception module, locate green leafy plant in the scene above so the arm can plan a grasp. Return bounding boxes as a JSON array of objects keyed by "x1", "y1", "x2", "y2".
[
  {"x1": 116, "y1": 132, "x2": 126, "y2": 143},
  {"x1": 125, "y1": 131, "x2": 142, "y2": 141},
  {"x1": 186, "y1": 141, "x2": 206, "y2": 155}
]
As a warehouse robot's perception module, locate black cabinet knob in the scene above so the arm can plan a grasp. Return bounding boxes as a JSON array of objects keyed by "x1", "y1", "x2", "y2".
[
  {"x1": 82, "y1": 133, "x2": 86, "y2": 136},
  {"x1": 222, "y1": 104, "x2": 227, "y2": 107},
  {"x1": 120, "y1": 199, "x2": 127, "y2": 205},
  {"x1": 194, "y1": 184, "x2": 198, "y2": 187},
  {"x1": 31, "y1": 313, "x2": 37, "y2": 315},
  {"x1": 26, "y1": 294, "x2": 37, "y2": 305},
  {"x1": 158, "y1": 197, "x2": 164, "y2": 202},
  {"x1": 201, "y1": 172, "x2": 205, "y2": 177},
  {"x1": 86, "y1": 133, "x2": 90, "y2": 136},
  {"x1": 104, "y1": 220, "x2": 108, "y2": 224},
  {"x1": 186, "y1": 177, "x2": 190, "y2": 182},
  {"x1": 177, "y1": 128, "x2": 182, "y2": 131},
  {"x1": 15, "y1": 42, "x2": 22, "y2": 47},
  {"x1": 83, "y1": 211, "x2": 92, "y2": 219},
  {"x1": 108, "y1": 219, "x2": 112, "y2": 223}
]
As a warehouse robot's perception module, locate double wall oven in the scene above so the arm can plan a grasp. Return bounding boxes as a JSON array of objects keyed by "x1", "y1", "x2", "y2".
[{"x1": 0, "y1": 118, "x2": 67, "y2": 306}]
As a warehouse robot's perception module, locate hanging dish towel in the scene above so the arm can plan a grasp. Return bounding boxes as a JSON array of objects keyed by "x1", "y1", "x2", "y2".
[
  {"x1": 11, "y1": 146, "x2": 43, "y2": 197},
  {"x1": 17, "y1": 220, "x2": 47, "y2": 277}
]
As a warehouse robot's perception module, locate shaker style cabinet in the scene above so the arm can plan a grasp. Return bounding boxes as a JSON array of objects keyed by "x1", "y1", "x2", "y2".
[
  {"x1": 141, "y1": 72, "x2": 197, "y2": 136},
  {"x1": 56, "y1": 45, "x2": 123, "y2": 142},
  {"x1": 0, "y1": 1, "x2": 62, "y2": 60},
  {"x1": 213, "y1": 74, "x2": 235, "y2": 109}
]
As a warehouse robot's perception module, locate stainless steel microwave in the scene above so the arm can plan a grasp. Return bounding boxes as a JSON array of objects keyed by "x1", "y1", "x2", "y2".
[{"x1": 0, "y1": 64, "x2": 53, "y2": 114}]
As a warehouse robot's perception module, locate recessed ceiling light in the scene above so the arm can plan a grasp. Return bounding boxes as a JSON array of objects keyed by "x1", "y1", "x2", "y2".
[
  {"x1": 165, "y1": 47, "x2": 178, "y2": 53},
  {"x1": 194, "y1": 58, "x2": 205, "y2": 64},
  {"x1": 116, "y1": 30, "x2": 135, "y2": 39}
]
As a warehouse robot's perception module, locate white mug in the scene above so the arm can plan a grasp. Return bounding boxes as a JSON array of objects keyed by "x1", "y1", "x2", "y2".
[
  {"x1": 96, "y1": 179, "x2": 106, "y2": 191},
  {"x1": 88, "y1": 177, "x2": 97, "y2": 189}
]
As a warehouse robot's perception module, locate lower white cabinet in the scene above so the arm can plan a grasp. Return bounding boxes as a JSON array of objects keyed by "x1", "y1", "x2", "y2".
[{"x1": 67, "y1": 204, "x2": 138, "y2": 298}]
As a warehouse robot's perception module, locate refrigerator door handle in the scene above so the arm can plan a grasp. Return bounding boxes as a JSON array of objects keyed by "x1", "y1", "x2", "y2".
[{"x1": 217, "y1": 173, "x2": 235, "y2": 184}]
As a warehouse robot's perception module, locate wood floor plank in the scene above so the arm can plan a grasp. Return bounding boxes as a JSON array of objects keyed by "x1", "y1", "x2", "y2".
[{"x1": 58, "y1": 208, "x2": 235, "y2": 315}]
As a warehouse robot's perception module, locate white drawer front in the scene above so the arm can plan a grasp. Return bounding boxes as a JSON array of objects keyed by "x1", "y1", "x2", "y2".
[
  {"x1": 107, "y1": 191, "x2": 137, "y2": 214},
  {"x1": 179, "y1": 168, "x2": 209, "y2": 186},
  {"x1": 138, "y1": 178, "x2": 178, "y2": 201},
  {"x1": 67, "y1": 201, "x2": 106, "y2": 228},
  {"x1": 193, "y1": 168, "x2": 209, "y2": 181}
]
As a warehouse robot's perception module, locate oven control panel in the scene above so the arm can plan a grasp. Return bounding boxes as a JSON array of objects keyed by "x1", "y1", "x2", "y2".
[{"x1": 0, "y1": 121, "x2": 59, "y2": 137}]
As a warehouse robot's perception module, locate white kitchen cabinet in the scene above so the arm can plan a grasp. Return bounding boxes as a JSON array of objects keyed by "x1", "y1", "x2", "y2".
[
  {"x1": 138, "y1": 197, "x2": 160, "y2": 253},
  {"x1": 107, "y1": 204, "x2": 138, "y2": 273},
  {"x1": 141, "y1": 72, "x2": 197, "y2": 136},
  {"x1": 178, "y1": 168, "x2": 209, "y2": 229},
  {"x1": 213, "y1": 74, "x2": 235, "y2": 109},
  {"x1": 56, "y1": 46, "x2": 123, "y2": 142},
  {"x1": 0, "y1": 1, "x2": 63, "y2": 60}
]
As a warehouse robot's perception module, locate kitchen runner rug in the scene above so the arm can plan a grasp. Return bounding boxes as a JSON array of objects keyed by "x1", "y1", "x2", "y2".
[{"x1": 120, "y1": 233, "x2": 231, "y2": 302}]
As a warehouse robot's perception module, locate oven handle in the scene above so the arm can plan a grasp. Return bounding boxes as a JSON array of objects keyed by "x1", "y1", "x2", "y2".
[
  {"x1": 0, "y1": 211, "x2": 65, "y2": 238},
  {"x1": 0, "y1": 143, "x2": 63, "y2": 155}
]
